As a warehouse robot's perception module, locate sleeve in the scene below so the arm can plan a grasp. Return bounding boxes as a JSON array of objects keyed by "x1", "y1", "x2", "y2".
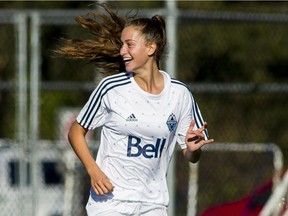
[
  {"x1": 177, "y1": 89, "x2": 209, "y2": 149},
  {"x1": 76, "y1": 80, "x2": 108, "y2": 130}
]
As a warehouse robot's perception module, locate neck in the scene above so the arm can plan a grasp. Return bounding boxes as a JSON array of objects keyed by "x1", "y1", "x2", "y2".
[{"x1": 133, "y1": 67, "x2": 164, "y2": 94}]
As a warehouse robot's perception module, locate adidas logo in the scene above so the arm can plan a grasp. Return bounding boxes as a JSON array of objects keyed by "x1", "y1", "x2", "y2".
[{"x1": 126, "y1": 113, "x2": 138, "y2": 121}]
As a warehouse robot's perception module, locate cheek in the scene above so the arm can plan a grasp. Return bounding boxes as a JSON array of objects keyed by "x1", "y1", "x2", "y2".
[{"x1": 133, "y1": 47, "x2": 149, "y2": 59}]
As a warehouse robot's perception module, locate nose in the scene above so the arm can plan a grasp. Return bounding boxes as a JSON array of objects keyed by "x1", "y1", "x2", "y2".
[{"x1": 119, "y1": 44, "x2": 126, "y2": 56}]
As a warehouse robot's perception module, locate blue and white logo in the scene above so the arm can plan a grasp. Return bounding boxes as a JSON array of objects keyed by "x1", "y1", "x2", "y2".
[
  {"x1": 166, "y1": 113, "x2": 177, "y2": 132},
  {"x1": 127, "y1": 135, "x2": 166, "y2": 159}
]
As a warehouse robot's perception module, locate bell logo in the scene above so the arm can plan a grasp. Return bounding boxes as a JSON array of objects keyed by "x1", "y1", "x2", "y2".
[{"x1": 127, "y1": 135, "x2": 166, "y2": 159}]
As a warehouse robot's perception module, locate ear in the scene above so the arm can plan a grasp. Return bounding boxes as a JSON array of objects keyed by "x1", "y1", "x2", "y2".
[{"x1": 147, "y1": 42, "x2": 157, "y2": 56}]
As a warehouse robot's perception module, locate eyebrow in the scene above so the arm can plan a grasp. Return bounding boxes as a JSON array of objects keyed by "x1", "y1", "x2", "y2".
[{"x1": 123, "y1": 39, "x2": 136, "y2": 43}]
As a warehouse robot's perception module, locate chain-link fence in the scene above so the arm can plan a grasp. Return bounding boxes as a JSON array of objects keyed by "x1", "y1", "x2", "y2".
[{"x1": 0, "y1": 4, "x2": 287, "y2": 216}]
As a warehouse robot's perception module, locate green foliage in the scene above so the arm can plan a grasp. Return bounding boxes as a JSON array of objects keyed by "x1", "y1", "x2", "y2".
[{"x1": 177, "y1": 22, "x2": 288, "y2": 83}]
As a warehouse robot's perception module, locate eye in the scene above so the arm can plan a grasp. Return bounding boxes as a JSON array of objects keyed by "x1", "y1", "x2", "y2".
[{"x1": 120, "y1": 44, "x2": 127, "y2": 52}]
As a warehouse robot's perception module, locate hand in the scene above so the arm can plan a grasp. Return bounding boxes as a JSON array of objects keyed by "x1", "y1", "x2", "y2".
[
  {"x1": 88, "y1": 166, "x2": 115, "y2": 195},
  {"x1": 185, "y1": 120, "x2": 214, "y2": 152}
]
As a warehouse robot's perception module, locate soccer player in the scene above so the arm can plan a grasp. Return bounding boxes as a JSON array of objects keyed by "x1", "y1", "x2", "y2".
[{"x1": 58, "y1": 3, "x2": 214, "y2": 216}]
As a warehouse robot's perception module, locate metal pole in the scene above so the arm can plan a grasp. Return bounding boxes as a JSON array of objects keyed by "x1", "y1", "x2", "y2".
[
  {"x1": 15, "y1": 12, "x2": 28, "y2": 216},
  {"x1": 165, "y1": 1, "x2": 177, "y2": 216},
  {"x1": 187, "y1": 163, "x2": 199, "y2": 216},
  {"x1": 30, "y1": 12, "x2": 41, "y2": 216},
  {"x1": 165, "y1": 0, "x2": 177, "y2": 78}
]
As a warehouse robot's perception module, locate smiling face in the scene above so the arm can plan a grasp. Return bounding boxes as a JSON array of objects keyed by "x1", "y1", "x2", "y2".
[{"x1": 120, "y1": 26, "x2": 156, "y2": 73}]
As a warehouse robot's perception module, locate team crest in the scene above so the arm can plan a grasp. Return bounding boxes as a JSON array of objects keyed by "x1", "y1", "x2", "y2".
[{"x1": 166, "y1": 113, "x2": 177, "y2": 132}]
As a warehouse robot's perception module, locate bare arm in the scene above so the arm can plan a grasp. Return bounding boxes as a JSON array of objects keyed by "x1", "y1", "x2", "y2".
[
  {"x1": 182, "y1": 120, "x2": 214, "y2": 163},
  {"x1": 182, "y1": 148, "x2": 202, "y2": 163},
  {"x1": 68, "y1": 121, "x2": 114, "y2": 194}
]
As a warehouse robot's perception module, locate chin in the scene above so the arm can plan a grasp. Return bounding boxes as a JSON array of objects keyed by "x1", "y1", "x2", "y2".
[{"x1": 125, "y1": 67, "x2": 133, "y2": 72}]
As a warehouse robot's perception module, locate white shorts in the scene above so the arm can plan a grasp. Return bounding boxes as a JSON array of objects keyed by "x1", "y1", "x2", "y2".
[{"x1": 86, "y1": 196, "x2": 168, "y2": 216}]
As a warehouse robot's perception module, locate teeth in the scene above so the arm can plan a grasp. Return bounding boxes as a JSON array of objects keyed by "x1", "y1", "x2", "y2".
[{"x1": 123, "y1": 57, "x2": 132, "y2": 62}]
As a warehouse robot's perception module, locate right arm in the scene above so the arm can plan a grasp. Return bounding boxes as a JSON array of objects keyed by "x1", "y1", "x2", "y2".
[{"x1": 68, "y1": 121, "x2": 114, "y2": 195}]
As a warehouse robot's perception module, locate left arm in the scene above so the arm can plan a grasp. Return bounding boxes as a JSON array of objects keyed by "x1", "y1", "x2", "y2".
[
  {"x1": 182, "y1": 120, "x2": 214, "y2": 163},
  {"x1": 183, "y1": 148, "x2": 202, "y2": 164}
]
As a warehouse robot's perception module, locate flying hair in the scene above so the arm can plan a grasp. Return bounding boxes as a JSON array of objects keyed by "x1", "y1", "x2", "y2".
[
  {"x1": 56, "y1": 3, "x2": 127, "y2": 75},
  {"x1": 56, "y1": 3, "x2": 167, "y2": 75}
]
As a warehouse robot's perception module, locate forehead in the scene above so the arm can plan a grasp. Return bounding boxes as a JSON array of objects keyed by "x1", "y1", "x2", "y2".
[{"x1": 121, "y1": 26, "x2": 144, "y2": 42}]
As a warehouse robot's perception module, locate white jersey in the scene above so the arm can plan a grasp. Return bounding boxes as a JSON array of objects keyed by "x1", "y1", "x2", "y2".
[{"x1": 77, "y1": 71, "x2": 208, "y2": 206}]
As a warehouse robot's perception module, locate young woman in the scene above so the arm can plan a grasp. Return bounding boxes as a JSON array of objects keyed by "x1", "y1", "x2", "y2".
[{"x1": 58, "y1": 4, "x2": 214, "y2": 216}]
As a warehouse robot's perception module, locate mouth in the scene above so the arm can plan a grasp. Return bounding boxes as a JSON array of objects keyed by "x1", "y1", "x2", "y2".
[{"x1": 123, "y1": 57, "x2": 133, "y2": 64}]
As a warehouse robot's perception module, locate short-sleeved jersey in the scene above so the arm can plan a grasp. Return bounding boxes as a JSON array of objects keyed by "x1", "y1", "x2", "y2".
[{"x1": 77, "y1": 71, "x2": 208, "y2": 206}]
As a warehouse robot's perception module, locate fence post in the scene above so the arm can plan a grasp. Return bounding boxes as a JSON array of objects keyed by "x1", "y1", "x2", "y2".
[
  {"x1": 30, "y1": 11, "x2": 41, "y2": 216},
  {"x1": 15, "y1": 12, "x2": 28, "y2": 216},
  {"x1": 165, "y1": 1, "x2": 178, "y2": 215}
]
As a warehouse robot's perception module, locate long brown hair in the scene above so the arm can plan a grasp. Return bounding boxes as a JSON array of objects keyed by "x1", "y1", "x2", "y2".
[
  {"x1": 56, "y1": 3, "x2": 126, "y2": 75},
  {"x1": 56, "y1": 3, "x2": 167, "y2": 75}
]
